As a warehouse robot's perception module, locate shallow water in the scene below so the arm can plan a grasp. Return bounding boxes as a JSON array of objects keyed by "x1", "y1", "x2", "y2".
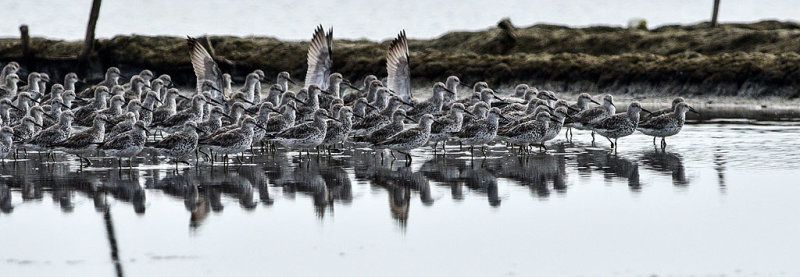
[{"x1": 2, "y1": 122, "x2": 800, "y2": 276}]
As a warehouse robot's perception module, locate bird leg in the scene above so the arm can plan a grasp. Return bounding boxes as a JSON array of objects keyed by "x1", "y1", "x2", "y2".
[
  {"x1": 607, "y1": 137, "x2": 615, "y2": 148},
  {"x1": 591, "y1": 131, "x2": 596, "y2": 143},
  {"x1": 390, "y1": 151, "x2": 396, "y2": 160}
]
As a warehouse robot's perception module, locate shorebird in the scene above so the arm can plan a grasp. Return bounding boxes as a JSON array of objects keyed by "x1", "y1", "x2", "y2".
[
  {"x1": 365, "y1": 79, "x2": 384, "y2": 104},
  {"x1": 291, "y1": 85, "x2": 324, "y2": 122},
  {"x1": 0, "y1": 74, "x2": 22, "y2": 99},
  {"x1": 375, "y1": 114, "x2": 435, "y2": 165},
  {"x1": 11, "y1": 116, "x2": 43, "y2": 143},
  {"x1": 50, "y1": 114, "x2": 110, "y2": 167},
  {"x1": 100, "y1": 120, "x2": 149, "y2": 168},
  {"x1": 188, "y1": 36, "x2": 223, "y2": 93},
  {"x1": 593, "y1": 102, "x2": 651, "y2": 150},
  {"x1": 305, "y1": 25, "x2": 333, "y2": 90},
  {"x1": 455, "y1": 82, "x2": 489, "y2": 105},
  {"x1": 139, "y1": 90, "x2": 162, "y2": 125},
  {"x1": 276, "y1": 71, "x2": 297, "y2": 93},
  {"x1": 269, "y1": 109, "x2": 338, "y2": 157},
  {"x1": 641, "y1": 97, "x2": 685, "y2": 122},
  {"x1": 239, "y1": 72, "x2": 262, "y2": 104},
  {"x1": 76, "y1": 94, "x2": 124, "y2": 127},
  {"x1": 342, "y1": 75, "x2": 377, "y2": 105},
  {"x1": 105, "y1": 112, "x2": 138, "y2": 140},
  {"x1": 78, "y1": 67, "x2": 120, "y2": 98},
  {"x1": 351, "y1": 95, "x2": 410, "y2": 136},
  {"x1": 406, "y1": 82, "x2": 454, "y2": 120},
  {"x1": 451, "y1": 107, "x2": 506, "y2": 156},
  {"x1": 428, "y1": 103, "x2": 472, "y2": 152},
  {"x1": 122, "y1": 69, "x2": 154, "y2": 90},
  {"x1": 198, "y1": 117, "x2": 265, "y2": 166},
  {"x1": 352, "y1": 97, "x2": 378, "y2": 118},
  {"x1": 386, "y1": 30, "x2": 411, "y2": 102},
  {"x1": 148, "y1": 121, "x2": 203, "y2": 168},
  {"x1": 265, "y1": 84, "x2": 285, "y2": 107},
  {"x1": 0, "y1": 127, "x2": 14, "y2": 163},
  {"x1": 367, "y1": 86, "x2": 392, "y2": 115},
  {"x1": 152, "y1": 88, "x2": 185, "y2": 126},
  {"x1": 351, "y1": 109, "x2": 413, "y2": 148},
  {"x1": 540, "y1": 107, "x2": 571, "y2": 147},
  {"x1": 461, "y1": 102, "x2": 490, "y2": 128},
  {"x1": 0, "y1": 99, "x2": 23, "y2": 124},
  {"x1": 151, "y1": 95, "x2": 206, "y2": 134},
  {"x1": 262, "y1": 101, "x2": 297, "y2": 135},
  {"x1": 321, "y1": 106, "x2": 355, "y2": 150},
  {"x1": 196, "y1": 106, "x2": 233, "y2": 137},
  {"x1": 564, "y1": 93, "x2": 600, "y2": 140},
  {"x1": 497, "y1": 112, "x2": 554, "y2": 152},
  {"x1": 637, "y1": 102, "x2": 698, "y2": 148},
  {"x1": 19, "y1": 73, "x2": 42, "y2": 99},
  {"x1": 251, "y1": 102, "x2": 280, "y2": 146},
  {"x1": 443, "y1": 76, "x2": 469, "y2": 107},
  {"x1": 25, "y1": 111, "x2": 74, "y2": 155},
  {"x1": 318, "y1": 73, "x2": 348, "y2": 110},
  {"x1": 565, "y1": 94, "x2": 616, "y2": 142},
  {"x1": 0, "y1": 62, "x2": 18, "y2": 84}
]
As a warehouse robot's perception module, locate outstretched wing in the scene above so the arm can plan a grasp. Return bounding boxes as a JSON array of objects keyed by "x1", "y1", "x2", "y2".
[
  {"x1": 304, "y1": 25, "x2": 333, "y2": 90},
  {"x1": 386, "y1": 30, "x2": 410, "y2": 102},
  {"x1": 187, "y1": 36, "x2": 222, "y2": 93}
]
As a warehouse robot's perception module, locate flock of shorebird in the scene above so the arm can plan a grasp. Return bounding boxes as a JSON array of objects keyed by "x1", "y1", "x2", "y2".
[{"x1": 0, "y1": 26, "x2": 699, "y2": 169}]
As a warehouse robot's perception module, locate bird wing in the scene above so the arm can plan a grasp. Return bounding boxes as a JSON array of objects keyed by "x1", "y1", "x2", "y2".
[
  {"x1": 200, "y1": 130, "x2": 244, "y2": 146},
  {"x1": 574, "y1": 106, "x2": 606, "y2": 123},
  {"x1": 454, "y1": 122, "x2": 484, "y2": 138},
  {"x1": 376, "y1": 128, "x2": 419, "y2": 146},
  {"x1": 386, "y1": 30, "x2": 410, "y2": 101},
  {"x1": 151, "y1": 133, "x2": 189, "y2": 149},
  {"x1": 638, "y1": 114, "x2": 671, "y2": 130},
  {"x1": 156, "y1": 112, "x2": 193, "y2": 127},
  {"x1": 304, "y1": 25, "x2": 333, "y2": 90},
  {"x1": 188, "y1": 36, "x2": 222, "y2": 93},
  {"x1": 53, "y1": 131, "x2": 93, "y2": 148},
  {"x1": 101, "y1": 133, "x2": 134, "y2": 150},
  {"x1": 592, "y1": 114, "x2": 627, "y2": 131},
  {"x1": 277, "y1": 124, "x2": 316, "y2": 139}
]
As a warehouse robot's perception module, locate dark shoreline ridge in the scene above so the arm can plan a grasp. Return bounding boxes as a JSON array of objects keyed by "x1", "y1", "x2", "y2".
[{"x1": 2, "y1": 20, "x2": 800, "y2": 97}]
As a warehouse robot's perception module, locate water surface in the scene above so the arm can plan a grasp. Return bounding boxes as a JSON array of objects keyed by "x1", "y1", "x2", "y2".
[{"x1": 2, "y1": 123, "x2": 800, "y2": 276}]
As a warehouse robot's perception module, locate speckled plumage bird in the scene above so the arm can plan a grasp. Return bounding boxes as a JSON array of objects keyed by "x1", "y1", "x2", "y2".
[
  {"x1": 51, "y1": 115, "x2": 110, "y2": 166},
  {"x1": 375, "y1": 114, "x2": 435, "y2": 163},
  {"x1": 593, "y1": 102, "x2": 651, "y2": 150},
  {"x1": 637, "y1": 102, "x2": 698, "y2": 148},
  {"x1": 100, "y1": 120, "x2": 149, "y2": 168}
]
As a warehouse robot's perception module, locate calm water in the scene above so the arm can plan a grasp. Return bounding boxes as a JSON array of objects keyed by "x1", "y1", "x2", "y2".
[
  {"x1": 2, "y1": 122, "x2": 800, "y2": 276},
  {"x1": 2, "y1": 0, "x2": 800, "y2": 41}
]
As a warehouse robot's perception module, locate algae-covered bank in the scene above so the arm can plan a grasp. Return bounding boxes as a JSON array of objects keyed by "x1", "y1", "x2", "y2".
[{"x1": 2, "y1": 20, "x2": 800, "y2": 97}]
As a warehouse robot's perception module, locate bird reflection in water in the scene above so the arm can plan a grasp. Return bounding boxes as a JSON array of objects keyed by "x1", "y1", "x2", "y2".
[
  {"x1": 575, "y1": 149, "x2": 641, "y2": 191},
  {"x1": 640, "y1": 149, "x2": 689, "y2": 186},
  {"x1": 420, "y1": 157, "x2": 500, "y2": 206}
]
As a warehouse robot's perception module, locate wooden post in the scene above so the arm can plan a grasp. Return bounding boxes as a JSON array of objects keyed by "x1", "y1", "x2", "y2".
[
  {"x1": 79, "y1": 0, "x2": 102, "y2": 61},
  {"x1": 19, "y1": 25, "x2": 31, "y2": 58},
  {"x1": 711, "y1": 0, "x2": 721, "y2": 27}
]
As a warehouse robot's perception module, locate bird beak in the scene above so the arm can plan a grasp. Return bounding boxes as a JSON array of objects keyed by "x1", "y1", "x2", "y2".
[
  {"x1": 241, "y1": 99, "x2": 256, "y2": 106},
  {"x1": 459, "y1": 107, "x2": 474, "y2": 116},
  {"x1": 287, "y1": 78, "x2": 297, "y2": 85},
  {"x1": 590, "y1": 99, "x2": 601, "y2": 105},
  {"x1": 25, "y1": 95, "x2": 41, "y2": 103},
  {"x1": 178, "y1": 94, "x2": 191, "y2": 101},
  {"x1": 32, "y1": 121, "x2": 45, "y2": 128},
  {"x1": 641, "y1": 107, "x2": 652, "y2": 114},
  {"x1": 43, "y1": 113, "x2": 56, "y2": 120},
  {"x1": 458, "y1": 82, "x2": 472, "y2": 89},
  {"x1": 497, "y1": 113, "x2": 509, "y2": 121},
  {"x1": 402, "y1": 114, "x2": 417, "y2": 123},
  {"x1": 366, "y1": 103, "x2": 380, "y2": 111},
  {"x1": 245, "y1": 110, "x2": 257, "y2": 116},
  {"x1": 689, "y1": 106, "x2": 700, "y2": 115},
  {"x1": 324, "y1": 114, "x2": 340, "y2": 122},
  {"x1": 386, "y1": 89, "x2": 397, "y2": 96},
  {"x1": 8, "y1": 104, "x2": 22, "y2": 111},
  {"x1": 345, "y1": 83, "x2": 360, "y2": 90},
  {"x1": 492, "y1": 93, "x2": 509, "y2": 103},
  {"x1": 209, "y1": 86, "x2": 222, "y2": 93},
  {"x1": 140, "y1": 105, "x2": 153, "y2": 112},
  {"x1": 268, "y1": 107, "x2": 281, "y2": 113},
  {"x1": 220, "y1": 112, "x2": 234, "y2": 120},
  {"x1": 547, "y1": 94, "x2": 558, "y2": 101},
  {"x1": 567, "y1": 106, "x2": 580, "y2": 113},
  {"x1": 207, "y1": 98, "x2": 225, "y2": 106},
  {"x1": 287, "y1": 95, "x2": 308, "y2": 106},
  {"x1": 399, "y1": 99, "x2": 413, "y2": 107},
  {"x1": 353, "y1": 113, "x2": 364, "y2": 119},
  {"x1": 609, "y1": 101, "x2": 616, "y2": 108},
  {"x1": 193, "y1": 126, "x2": 204, "y2": 133},
  {"x1": 443, "y1": 87, "x2": 455, "y2": 95}
]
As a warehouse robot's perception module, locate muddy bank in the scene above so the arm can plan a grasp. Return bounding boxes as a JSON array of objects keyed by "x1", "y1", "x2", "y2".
[{"x1": 1, "y1": 20, "x2": 800, "y2": 97}]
